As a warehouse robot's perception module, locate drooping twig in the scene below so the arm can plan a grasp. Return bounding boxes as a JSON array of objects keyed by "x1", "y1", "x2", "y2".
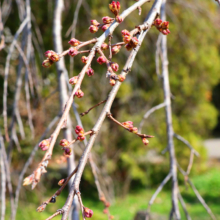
[
  {"x1": 139, "y1": 102, "x2": 166, "y2": 133},
  {"x1": 59, "y1": 2, "x2": 162, "y2": 219},
  {"x1": 178, "y1": 193, "x2": 191, "y2": 220}
]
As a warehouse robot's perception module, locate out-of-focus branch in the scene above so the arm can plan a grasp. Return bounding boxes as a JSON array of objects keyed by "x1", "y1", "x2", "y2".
[
  {"x1": 178, "y1": 193, "x2": 191, "y2": 220},
  {"x1": 161, "y1": 0, "x2": 180, "y2": 218},
  {"x1": 139, "y1": 102, "x2": 166, "y2": 133}
]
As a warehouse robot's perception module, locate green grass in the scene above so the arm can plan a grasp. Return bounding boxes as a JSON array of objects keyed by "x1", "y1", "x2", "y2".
[{"x1": 6, "y1": 168, "x2": 220, "y2": 220}]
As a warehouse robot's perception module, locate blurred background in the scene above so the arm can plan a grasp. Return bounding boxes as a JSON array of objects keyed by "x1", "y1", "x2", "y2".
[{"x1": 0, "y1": 0, "x2": 220, "y2": 219}]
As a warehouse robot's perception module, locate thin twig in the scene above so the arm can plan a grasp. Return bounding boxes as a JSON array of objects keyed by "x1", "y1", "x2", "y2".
[
  {"x1": 139, "y1": 102, "x2": 166, "y2": 133},
  {"x1": 80, "y1": 99, "x2": 107, "y2": 116},
  {"x1": 174, "y1": 133, "x2": 200, "y2": 157},
  {"x1": 178, "y1": 193, "x2": 191, "y2": 220}
]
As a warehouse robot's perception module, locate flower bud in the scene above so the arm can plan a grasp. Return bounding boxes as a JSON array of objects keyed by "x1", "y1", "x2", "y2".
[
  {"x1": 44, "y1": 50, "x2": 60, "y2": 62},
  {"x1": 68, "y1": 47, "x2": 78, "y2": 57},
  {"x1": 23, "y1": 174, "x2": 34, "y2": 186},
  {"x1": 102, "y1": 16, "x2": 113, "y2": 24},
  {"x1": 69, "y1": 76, "x2": 78, "y2": 85},
  {"x1": 116, "y1": 15, "x2": 123, "y2": 23},
  {"x1": 83, "y1": 207, "x2": 93, "y2": 218},
  {"x1": 101, "y1": 24, "x2": 110, "y2": 32},
  {"x1": 59, "y1": 139, "x2": 70, "y2": 147},
  {"x1": 76, "y1": 125, "x2": 83, "y2": 131},
  {"x1": 142, "y1": 138, "x2": 149, "y2": 146},
  {"x1": 125, "y1": 43, "x2": 133, "y2": 51},
  {"x1": 63, "y1": 147, "x2": 72, "y2": 156},
  {"x1": 103, "y1": 209, "x2": 108, "y2": 214},
  {"x1": 90, "y1": 20, "x2": 100, "y2": 26},
  {"x1": 121, "y1": 29, "x2": 130, "y2": 36},
  {"x1": 89, "y1": 25, "x2": 99, "y2": 33},
  {"x1": 123, "y1": 35, "x2": 131, "y2": 44},
  {"x1": 118, "y1": 75, "x2": 125, "y2": 82},
  {"x1": 75, "y1": 89, "x2": 84, "y2": 98},
  {"x1": 154, "y1": 18, "x2": 162, "y2": 27},
  {"x1": 97, "y1": 56, "x2": 106, "y2": 65},
  {"x1": 101, "y1": 43, "x2": 109, "y2": 50},
  {"x1": 161, "y1": 21, "x2": 169, "y2": 29},
  {"x1": 42, "y1": 59, "x2": 53, "y2": 68},
  {"x1": 58, "y1": 178, "x2": 66, "y2": 186},
  {"x1": 68, "y1": 38, "x2": 80, "y2": 46},
  {"x1": 109, "y1": 1, "x2": 120, "y2": 16},
  {"x1": 109, "y1": 78, "x2": 116, "y2": 86},
  {"x1": 86, "y1": 67, "x2": 94, "y2": 77},
  {"x1": 105, "y1": 202, "x2": 110, "y2": 207},
  {"x1": 81, "y1": 56, "x2": 88, "y2": 64},
  {"x1": 132, "y1": 127, "x2": 138, "y2": 134},
  {"x1": 122, "y1": 121, "x2": 133, "y2": 129},
  {"x1": 111, "y1": 45, "x2": 121, "y2": 55},
  {"x1": 39, "y1": 139, "x2": 50, "y2": 151},
  {"x1": 111, "y1": 62, "x2": 119, "y2": 72},
  {"x1": 36, "y1": 204, "x2": 46, "y2": 212},
  {"x1": 130, "y1": 37, "x2": 139, "y2": 47}
]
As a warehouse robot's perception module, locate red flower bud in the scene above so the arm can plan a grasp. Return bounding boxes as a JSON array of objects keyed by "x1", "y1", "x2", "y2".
[
  {"x1": 86, "y1": 67, "x2": 94, "y2": 77},
  {"x1": 101, "y1": 43, "x2": 109, "y2": 50},
  {"x1": 121, "y1": 29, "x2": 130, "y2": 36},
  {"x1": 111, "y1": 62, "x2": 119, "y2": 72},
  {"x1": 69, "y1": 76, "x2": 78, "y2": 85},
  {"x1": 132, "y1": 127, "x2": 138, "y2": 134},
  {"x1": 76, "y1": 125, "x2": 83, "y2": 131},
  {"x1": 97, "y1": 56, "x2": 106, "y2": 65},
  {"x1": 109, "y1": 78, "x2": 116, "y2": 86},
  {"x1": 103, "y1": 209, "x2": 108, "y2": 214},
  {"x1": 118, "y1": 75, "x2": 125, "y2": 82},
  {"x1": 102, "y1": 16, "x2": 113, "y2": 24},
  {"x1": 109, "y1": 1, "x2": 120, "y2": 16},
  {"x1": 75, "y1": 89, "x2": 84, "y2": 98},
  {"x1": 42, "y1": 59, "x2": 53, "y2": 68},
  {"x1": 68, "y1": 47, "x2": 78, "y2": 57},
  {"x1": 116, "y1": 15, "x2": 123, "y2": 23},
  {"x1": 68, "y1": 38, "x2": 80, "y2": 46},
  {"x1": 101, "y1": 24, "x2": 110, "y2": 32},
  {"x1": 44, "y1": 50, "x2": 60, "y2": 62},
  {"x1": 64, "y1": 147, "x2": 72, "y2": 156},
  {"x1": 58, "y1": 178, "x2": 66, "y2": 186},
  {"x1": 162, "y1": 29, "x2": 168, "y2": 35},
  {"x1": 142, "y1": 138, "x2": 149, "y2": 146},
  {"x1": 39, "y1": 139, "x2": 50, "y2": 151},
  {"x1": 83, "y1": 207, "x2": 93, "y2": 218},
  {"x1": 59, "y1": 139, "x2": 70, "y2": 147},
  {"x1": 89, "y1": 25, "x2": 99, "y2": 33},
  {"x1": 105, "y1": 202, "x2": 110, "y2": 207},
  {"x1": 161, "y1": 21, "x2": 169, "y2": 29},
  {"x1": 111, "y1": 45, "x2": 121, "y2": 55},
  {"x1": 154, "y1": 18, "x2": 162, "y2": 27},
  {"x1": 90, "y1": 20, "x2": 100, "y2": 26},
  {"x1": 81, "y1": 56, "x2": 88, "y2": 64},
  {"x1": 122, "y1": 121, "x2": 133, "y2": 129}
]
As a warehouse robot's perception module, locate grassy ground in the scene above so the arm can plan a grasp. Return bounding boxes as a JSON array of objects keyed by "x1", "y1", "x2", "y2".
[{"x1": 7, "y1": 169, "x2": 220, "y2": 220}]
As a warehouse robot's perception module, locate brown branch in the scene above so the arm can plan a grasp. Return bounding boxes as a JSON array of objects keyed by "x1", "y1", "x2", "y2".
[
  {"x1": 76, "y1": 192, "x2": 85, "y2": 220},
  {"x1": 46, "y1": 210, "x2": 64, "y2": 220},
  {"x1": 80, "y1": 99, "x2": 107, "y2": 116},
  {"x1": 107, "y1": 113, "x2": 154, "y2": 138}
]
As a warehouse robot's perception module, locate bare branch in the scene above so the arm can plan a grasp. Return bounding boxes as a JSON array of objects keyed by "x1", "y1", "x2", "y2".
[{"x1": 178, "y1": 193, "x2": 191, "y2": 220}]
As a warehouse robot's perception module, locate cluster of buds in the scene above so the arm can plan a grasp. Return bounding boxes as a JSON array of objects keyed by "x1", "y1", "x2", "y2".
[
  {"x1": 75, "y1": 89, "x2": 84, "y2": 98},
  {"x1": 68, "y1": 38, "x2": 80, "y2": 46},
  {"x1": 109, "y1": 1, "x2": 123, "y2": 23},
  {"x1": 102, "y1": 16, "x2": 114, "y2": 24},
  {"x1": 75, "y1": 125, "x2": 85, "y2": 141},
  {"x1": 122, "y1": 121, "x2": 138, "y2": 133},
  {"x1": 69, "y1": 76, "x2": 78, "y2": 85},
  {"x1": 42, "y1": 50, "x2": 60, "y2": 68},
  {"x1": 86, "y1": 67, "x2": 94, "y2": 77},
  {"x1": 83, "y1": 207, "x2": 93, "y2": 218},
  {"x1": 121, "y1": 30, "x2": 139, "y2": 51},
  {"x1": 97, "y1": 56, "x2": 106, "y2": 65},
  {"x1": 68, "y1": 47, "x2": 78, "y2": 57},
  {"x1": 39, "y1": 138, "x2": 51, "y2": 151},
  {"x1": 154, "y1": 18, "x2": 170, "y2": 35},
  {"x1": 59, "y1": 139, "x2": 72, "y2": 157}
]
